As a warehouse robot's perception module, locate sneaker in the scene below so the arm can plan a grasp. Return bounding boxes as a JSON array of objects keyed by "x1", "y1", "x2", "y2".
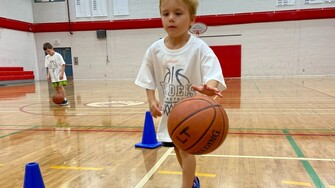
[
  {"x1": 192, "y1": 176, "x2": 200, "y2": 188},
  {"x1": 59, "y1": 99, "x2": 69, "y2": 106}
]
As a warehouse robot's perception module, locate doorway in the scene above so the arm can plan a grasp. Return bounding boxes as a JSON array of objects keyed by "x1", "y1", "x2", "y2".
[{"x1": 54, "y1": 47, "x2": 73, "y2": 78}]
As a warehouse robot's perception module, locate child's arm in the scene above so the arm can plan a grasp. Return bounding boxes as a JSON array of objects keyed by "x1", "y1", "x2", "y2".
[
  {"x1": 59, "y1": 64, "x2": 65, "y2": 80},
  {"x1": 146, "y1": 89, "x2": 162, "y2": 118},
  {"x1": 46, "y1": 67, "x2": 50, "y2": 81},
  {"x1": 191, "y1": 80, "x2": 222, "y2": 97}
]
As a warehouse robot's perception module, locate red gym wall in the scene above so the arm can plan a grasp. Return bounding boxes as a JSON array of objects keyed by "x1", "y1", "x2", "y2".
[
  {"x1": 210, "y1": 45, "x2": 241, "y2": 78},
  {"x1": 210, "y1": 45, "x2": 241, "y2": 108}
]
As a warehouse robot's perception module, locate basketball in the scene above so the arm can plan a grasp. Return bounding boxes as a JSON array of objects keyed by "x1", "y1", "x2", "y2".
[
  {"x1": 52, "y1": 93, "x2": 64, "y2": 104},
  {"x1": 167, "y1": 95, "x2": 229, "y2": 155}
]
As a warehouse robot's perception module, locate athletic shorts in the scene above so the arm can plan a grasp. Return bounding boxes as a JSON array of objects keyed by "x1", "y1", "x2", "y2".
[
  {"x1": 162, "y1": 142, "x2": 175, "y2": 147},
  {"x1": 52, "y1": 80, "x2": 68, "y2": 88}
]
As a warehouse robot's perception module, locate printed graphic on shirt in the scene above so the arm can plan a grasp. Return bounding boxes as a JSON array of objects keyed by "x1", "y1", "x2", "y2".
[
  {"x1": 160, "y1": 65, "x2": 196, "y2": 116},
  {"x1": 48, "y1": 57, "x2": 57, "y2": 69}
]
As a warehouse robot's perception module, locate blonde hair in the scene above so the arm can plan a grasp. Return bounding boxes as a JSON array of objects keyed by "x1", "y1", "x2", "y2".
[{"x1": 160, "y1": 0, "x2": 199, "y2": 16}]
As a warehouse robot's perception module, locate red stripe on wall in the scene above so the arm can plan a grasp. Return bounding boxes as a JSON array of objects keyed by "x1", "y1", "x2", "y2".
[
  {"x1": 33, "y1": 18, "x2": 163, "y2": 32},
  {"x1": 1, "y1": 8, "x2": 335, "y2": 32},
  {"x1": 196, "y1": 7, "x2": 335, "y2": 26},
  {"x1": 0, "y1": 17, "x2": 33, "y2": 32}
]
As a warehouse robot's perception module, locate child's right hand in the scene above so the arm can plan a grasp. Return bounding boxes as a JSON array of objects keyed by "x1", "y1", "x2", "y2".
[{"x1": 149, "y1": 101, "x2": 162, "y2": 118}]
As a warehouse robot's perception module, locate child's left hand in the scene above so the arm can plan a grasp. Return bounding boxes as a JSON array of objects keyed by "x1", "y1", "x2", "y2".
[
  {"x1": 191, "y1": 84, "x2": 222, "y2": 97},
  {"x1": 59, "y1": 74, "x2": 63, "y2": 80}
]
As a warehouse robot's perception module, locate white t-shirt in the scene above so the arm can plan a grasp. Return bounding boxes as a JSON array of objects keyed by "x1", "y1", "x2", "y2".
[
  {"x1": 135, "y1": 35, "x2": 226, "y2": 142},
  {"x1": 45, "y1": 52, "x2": 67, "y2": 82}
]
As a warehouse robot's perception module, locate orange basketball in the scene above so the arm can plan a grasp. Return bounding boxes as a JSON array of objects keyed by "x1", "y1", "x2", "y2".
[
  {"x1": 52, "y1": 93, "x2": 64, "y2": 104},
  {"x1": 167, "y1": 95, "x2": 229, "y2": 155}
]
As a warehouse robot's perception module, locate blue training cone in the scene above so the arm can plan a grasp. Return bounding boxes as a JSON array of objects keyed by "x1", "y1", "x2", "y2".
[
  {"x1": 23, "y1": 162, "x2": 45, "y2": 188},
  {"x1": 135, "y1": 111, "x2": 162, "y2": 149}
]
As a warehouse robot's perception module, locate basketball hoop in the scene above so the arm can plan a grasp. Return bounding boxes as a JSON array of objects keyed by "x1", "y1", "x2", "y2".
[{"x1": 189, "y1": 22, "x2": 207, "y2": 37}]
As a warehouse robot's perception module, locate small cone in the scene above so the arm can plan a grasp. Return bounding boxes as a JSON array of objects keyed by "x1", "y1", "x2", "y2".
[
  {"x1": 24, "y1": 162, "x2": 45, "y2": 188},
  {"x1": 135, "y1": 111, "x2": 162, "y2": 149}
]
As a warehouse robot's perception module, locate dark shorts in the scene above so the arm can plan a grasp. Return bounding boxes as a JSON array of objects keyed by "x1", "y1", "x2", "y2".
[{"x1": 162, "y1": 142, "x2": 175, "y2": 147}]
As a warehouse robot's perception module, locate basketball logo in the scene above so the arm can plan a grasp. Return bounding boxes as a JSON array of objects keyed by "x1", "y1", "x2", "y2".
[{"x1": 160, "y1": 65, "x2": 196, "y2": 115}]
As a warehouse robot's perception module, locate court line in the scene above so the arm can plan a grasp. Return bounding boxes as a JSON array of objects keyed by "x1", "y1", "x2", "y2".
[
  {"x1": 252, "y1": 80, "x2": 262, "y2": 94},
  {"x1": 50, "y1": 166, "x2": 103, "y2": 171},
  {"x1": 158, "y1": 170, "x2": 216, "y2": 177},
  {"x1": 228, "y1": 112, "x2": 335, "y2": 115},
  {"x1": 169, "y1": 153, "x2": 335, "y2": 162},
  {"x1": 0, "y1": 127, "x2": 334, "y2": 137},
  {"x1": 231, "y1": 128, "x2": 335, "y2": 131},
  {"x1": 283, "y1": 129, "x2": 325, "y2": 188},
  {"x1": 0, "y1": 126, "x2": 39, "y2": 138},
  {"x1": 228, "y1": 109, "x2": 335, "y2": 111},
  {"x1": 17, "y1": 103, "x2": 335, "y2": 116},
  {"x1": 0, "y1": 124, "x2": 144, "y2": 129},
  {"x1": 0, "y1": 128, "x2": 142, "y2": 133},
  {"x1": 288, "y1": 80, "x2": 335, "y2": 99},
  {"x1": 229, "y1": 132, "x2": 334, "y2": 137},
  {"x1": 281, "y1": 181, "x2": 312, "y2": 186},
  {"x1": 1, "y1": 125, "x2": 333, "y2": 132},
  {"x1": 18, "y1": 103, "x2": 145, "y2": 116},
  {"x1": 135, "y1": 148, "x2": 173, "y2": 188}
]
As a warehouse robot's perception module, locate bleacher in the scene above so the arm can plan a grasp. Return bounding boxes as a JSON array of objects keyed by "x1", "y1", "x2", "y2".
[{"x1": 0, "y1": 67, "x2": 35, "y2": 85}]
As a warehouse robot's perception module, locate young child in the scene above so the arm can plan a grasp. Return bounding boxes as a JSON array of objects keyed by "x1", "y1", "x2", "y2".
[
  {"x1": 43, "y1": 42, "x2": 69, "y2": 106},
  {"x1": 135, "y1": 0, "x2": 226, "y2": 187}
]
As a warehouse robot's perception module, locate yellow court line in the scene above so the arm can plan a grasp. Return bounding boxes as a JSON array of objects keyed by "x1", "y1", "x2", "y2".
[
  {"x1": 158, "y1": 170, "x2": 216, "y2": 178},
  {"x1": 50, "y1": 166, "x2": 103, "y2": 171},
  {"x1": 281, "y1": 181, "x2": 312, "y2": 186}
]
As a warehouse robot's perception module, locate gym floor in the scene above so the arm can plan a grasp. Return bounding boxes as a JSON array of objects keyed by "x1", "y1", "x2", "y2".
[{"x1": 0, "y1": 77, "x2": 334, "y2": 187}]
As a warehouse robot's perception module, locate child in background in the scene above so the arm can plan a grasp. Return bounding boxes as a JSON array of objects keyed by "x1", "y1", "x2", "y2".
[
  {"x1": 135, "y1": 0, "x2": 226, "y2": 187},
  {"x1": 43, "y1": 42, "x2": 69, "y2": 106}
]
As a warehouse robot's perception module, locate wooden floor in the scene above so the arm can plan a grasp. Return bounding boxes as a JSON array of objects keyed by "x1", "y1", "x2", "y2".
[{"x1": 0, "y1": 77, "x2": 334, "y2": 188}]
